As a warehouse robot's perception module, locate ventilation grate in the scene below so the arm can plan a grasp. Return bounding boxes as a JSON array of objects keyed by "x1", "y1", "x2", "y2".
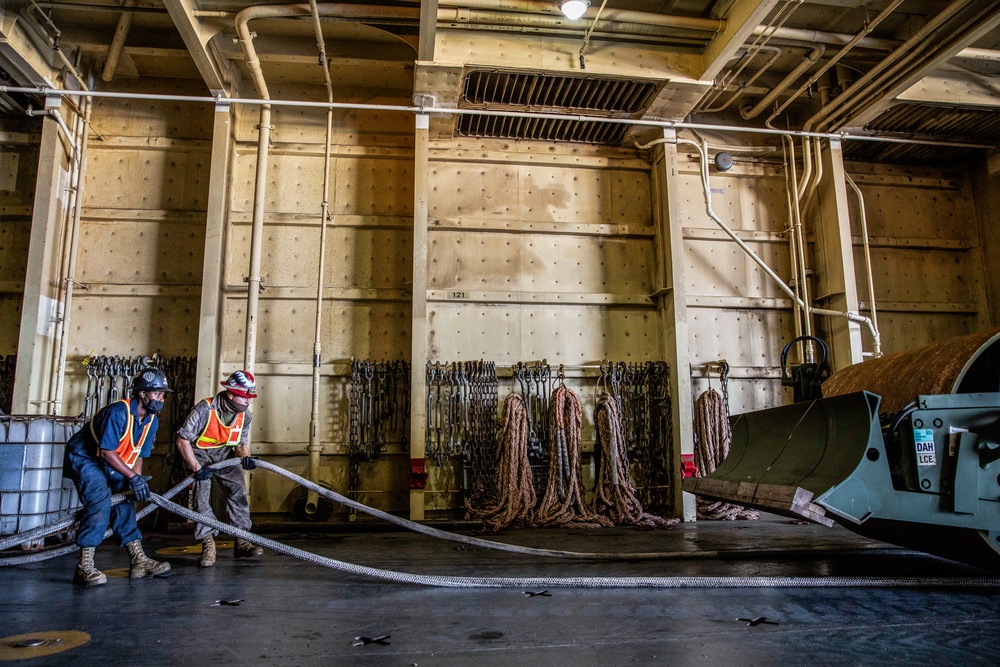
[
  {"x1": 456, "y1": 114, "x2": 629, "y2": 145},
  {"x1": 463, "y1": 70, "x2": 657, "y2": 114},
  {"x1": 843, "y1": 102, "x2": 1000, "y2": 164},
  {"x1": 864, "y1": 103, "x2": 1000, "y2": 141}
]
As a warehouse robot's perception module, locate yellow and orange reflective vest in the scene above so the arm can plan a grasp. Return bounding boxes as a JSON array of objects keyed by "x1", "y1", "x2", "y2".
[
  {"x1": 195, "y1": 397, "x2": 246, "y2": 449},
  {"x1": 89, "y1": 399, "x2": 153, "y2": 469}
]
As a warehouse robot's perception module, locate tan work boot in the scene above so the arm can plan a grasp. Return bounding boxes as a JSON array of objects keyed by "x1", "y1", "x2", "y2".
[
  {"x1": 74, "y1": 547, "x2": 107, "y2": 586},
  {"x1": 199, "y1": 536, "x2": 217, "y2": 568},
  {"x1": 234, "y1": 538, "x2": 263, "y2": 559},
  {"x1": 125, "y1": 540, "x2": 171, "y2": 578}
]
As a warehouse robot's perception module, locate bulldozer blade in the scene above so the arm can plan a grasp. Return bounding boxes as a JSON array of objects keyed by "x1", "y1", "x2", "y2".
[{"x1": 683, "y1": 391, "x2": 883, "y2": 528}]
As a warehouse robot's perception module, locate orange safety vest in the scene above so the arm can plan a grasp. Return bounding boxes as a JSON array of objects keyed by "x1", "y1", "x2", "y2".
[
  {"x1": 90, "y1": 399, "x2": 153, "y2": 469},
  {"x1": 195, "y1": 398, "x2": 246, "y2": 449}
]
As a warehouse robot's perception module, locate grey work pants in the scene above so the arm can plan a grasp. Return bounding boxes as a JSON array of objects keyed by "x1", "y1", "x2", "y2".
[{"x1": 191, "y1": 446, "x2": 252, "y2": 542}]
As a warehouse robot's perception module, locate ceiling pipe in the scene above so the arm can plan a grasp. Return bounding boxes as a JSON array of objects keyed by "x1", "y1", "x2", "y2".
[
  {"x1": 101, "y1": 0, "x2": 137, "y2": 82},
  {"x1": 805, "y1": 0, "x2": 984, "y2": 132},
  {"x1": 764, "y1": 0, "x2": 904, "y2": 129},
  {"x1": 3, "y1": 84, "x2": 995, "y2": 150},
  {"x1": 740, "y1": 45, "x2": 824, "y2": 120},
  {"x1": 698, "y1": 46, "x2": 781, "y2": 113}
]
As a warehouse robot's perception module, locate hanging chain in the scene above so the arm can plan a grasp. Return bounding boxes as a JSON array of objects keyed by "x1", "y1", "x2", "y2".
[
  {"x1": 348, "y1": 359, "x2": 411, "y2": 508},
  {"x1": 598, "y1": 360, "x2": 672, "y2": 513}
]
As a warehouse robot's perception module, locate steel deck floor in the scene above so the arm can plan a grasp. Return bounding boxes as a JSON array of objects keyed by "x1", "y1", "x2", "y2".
[{"x1": 3, "y1": 513, "x2": 1000, "y2": 665}]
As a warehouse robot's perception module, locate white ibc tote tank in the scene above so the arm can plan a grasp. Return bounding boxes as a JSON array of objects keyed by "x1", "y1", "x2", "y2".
[{"x1": 0, "y1": 417, "x2": 85, "y2": 545}]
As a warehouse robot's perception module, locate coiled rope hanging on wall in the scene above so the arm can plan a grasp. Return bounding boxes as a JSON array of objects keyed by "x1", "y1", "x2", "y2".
[
  {"x1": 594, "y1": 393, "x2": 677, "y2": 528},
  {"x1": 535, "y1": 385, "x2": 612, "y2": 528},
  {"x1": 694, "y1": 361, "x2": 758, "y2": 521},
  {"x1": 467, "y1": 393, "x2": 536, "y2": 531}
]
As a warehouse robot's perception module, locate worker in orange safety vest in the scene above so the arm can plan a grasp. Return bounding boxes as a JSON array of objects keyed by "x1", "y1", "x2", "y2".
[
  {"x1": 63, "y1": 367, "x2": 173, "y2": 586},
  {"x1": 176, "y1": 370, "x2": 264, "y2": 567}
]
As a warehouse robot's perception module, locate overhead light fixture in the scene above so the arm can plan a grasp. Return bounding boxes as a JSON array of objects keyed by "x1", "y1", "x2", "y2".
[{"x1": 560, "y1": 0, "x2": 590, "y2": 21}]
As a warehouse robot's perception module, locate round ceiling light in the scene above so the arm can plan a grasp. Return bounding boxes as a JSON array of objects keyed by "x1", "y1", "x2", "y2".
[{"x1": 560, "y1": 0, "x2": 591, "y2": 21}]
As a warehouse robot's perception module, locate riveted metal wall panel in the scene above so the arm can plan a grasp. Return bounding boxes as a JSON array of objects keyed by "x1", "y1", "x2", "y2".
[
  {"x1": 67, "y1": 296, "x2": 201, "y2": 357},
  {"x1": 230, "y1": 152, "x2": 414, "y2": 218},
  {"x1": 82, "y1": 146, "x2": 211, "y2": 212},
  {"x1": 688, "y1": 307, "x2": 794, "y2": 413},
  {"x1": 87, "y1": 80, "x2": 214, "y2": 141},
  {"x1": 427, "y1": 304, "x2": 660, "y2": 364},
  {"x1": 224, "y1": 223, "x2": 413, "y2": 290},
  {"x1": 428, "y1": 231, "x2": 653, "y2": 294},
  {"x1": 58, "y1": 79, "x2": 213, "y2": 423},
  {"x1": 261, "y1": 91, "x2": 415, "y2": 146},
  {"x1": 846, "y1": 163, "x2": 987, "y2": 355},
  {"x1": 684, "y1": 232, "x2": 792, "y2": 300},
  {"x1": 221, "y1": 298, "x2": 411, "y2": 364},
  {"x1": 672, "y1": 160, "x2": 799, "y2": 415},
  {"x1": 74, "y1": 219, "x2": 205, "y2": 285},
  {"x1": 431, "y1": 161, "x2": 651, "y2": 225}
]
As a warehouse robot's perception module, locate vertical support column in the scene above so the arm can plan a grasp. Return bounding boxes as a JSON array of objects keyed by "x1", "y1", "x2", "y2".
[
  {"x1": 12, "y1": 115, "x2": 69, "y2": 414},
  {"x1": 651, "y1": 129, "x2": 695, "y2": 521},
  {"x1": 814, "y1": 139, "x2": 864, "y2": 368},
  {"x1": 408, "y1": 113, "x2": 430, "y2": 520},
  {"x1": 971, "y1": 152, "x2": 1000, "y2": 329},
  {"x1": 195, "y1": 102, "x2": 233, "y2": 398}
]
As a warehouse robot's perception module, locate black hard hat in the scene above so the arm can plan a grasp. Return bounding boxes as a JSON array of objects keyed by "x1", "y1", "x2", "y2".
[{"x1": 132, "y1": 367, "x2": 173, "y2": 393}]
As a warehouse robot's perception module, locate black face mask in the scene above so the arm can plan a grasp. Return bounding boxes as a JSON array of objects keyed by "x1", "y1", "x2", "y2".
[
  {"x1": 223, "y1": 393, "x2": 249, "y2": 413},
  {"x1": 143, "y1": 395, "x2": 164, "y2": 415}
]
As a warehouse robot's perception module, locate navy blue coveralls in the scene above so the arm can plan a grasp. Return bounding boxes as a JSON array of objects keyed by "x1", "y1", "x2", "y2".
[{"x1": 64, "y1": 398, "x2": 159, "y2": 548}]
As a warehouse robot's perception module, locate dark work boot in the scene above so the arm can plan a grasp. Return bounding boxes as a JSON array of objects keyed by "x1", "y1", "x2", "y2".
[{"x1": 234, "y1": 538, "x2": 263, "y2": 559}]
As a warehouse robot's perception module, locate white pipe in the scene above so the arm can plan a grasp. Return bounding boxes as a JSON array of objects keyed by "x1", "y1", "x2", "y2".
[
  {"x1": 845, "y1": 173, "x2": 881, "y2": 358},
  {"x1": 305, "y1": 0, "x2": 336, "y2": 516},
  {"x1": 781, "y1": 139, "x2": 804, "y2": 344},
  {"x1": 25, "y1": 106, "x2": 75, "y2": 147},
  {"x1": 800, "y1": 136, "x2": 823, "y2": 218},
  {"x1": 638, "y1": 135, "x2": 881, "y2": 357},
  {"x1": 2, "y1": 86, "x2": 995, "y2": 150},
  {"x1": 783, "y1": 136, "x2": 813, "y2": 342},
  {"x1": 234, "y1": 6, "x2": 276, "y2": 374}
]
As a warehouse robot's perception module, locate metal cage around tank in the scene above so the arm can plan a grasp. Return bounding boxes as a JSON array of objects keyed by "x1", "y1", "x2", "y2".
[{"x1": 0, "y1": 416, "x2": 85, "y2": 547}]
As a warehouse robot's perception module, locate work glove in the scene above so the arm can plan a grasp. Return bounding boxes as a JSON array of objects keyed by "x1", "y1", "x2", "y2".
[
  {"x1": 194, "y1": 466, "x2": 215, "y2": 481},
  {"x1": 129, "y1": 475, "x2": 152, "y2": 502},
  {"x1": 241, "y1": 456, "x2": 258, "y2": 471}
]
